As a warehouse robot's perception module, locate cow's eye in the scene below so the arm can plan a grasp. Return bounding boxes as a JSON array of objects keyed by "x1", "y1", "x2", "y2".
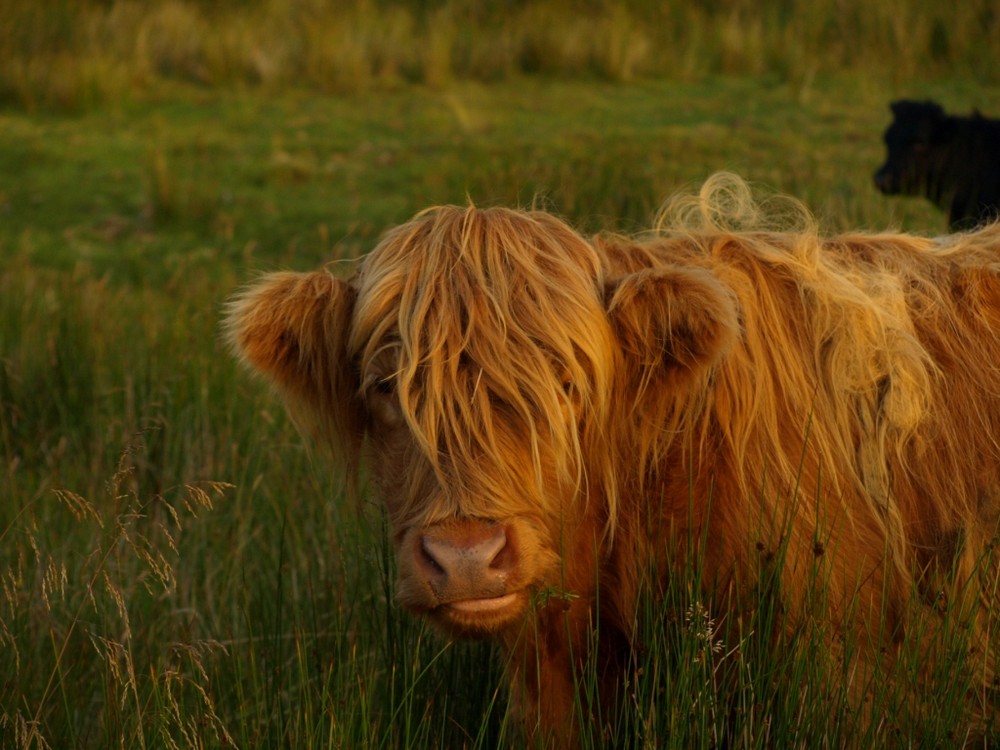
[
  {"x1": 373, "y1": 377, "x2": 396, "y2": 396},
  {"x1": 365, "y1": 375, "x2": 404, "y2": 427},
  {"x1": 558, "y1": 367, "x2": 574, "y2": 394},
  {"x1": 365, "y1": 374, "x2": 396, "y2": 398}
]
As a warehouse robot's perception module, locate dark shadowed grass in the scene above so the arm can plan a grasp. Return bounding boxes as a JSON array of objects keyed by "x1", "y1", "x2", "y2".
[{"x1": 6, "y1": 417, "x2": 995, "y2": 746}]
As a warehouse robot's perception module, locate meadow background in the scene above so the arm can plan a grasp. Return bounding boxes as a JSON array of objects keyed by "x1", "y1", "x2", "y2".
[{"x1": 2, "y1": 0, "x2": 1000, "y2": 747}]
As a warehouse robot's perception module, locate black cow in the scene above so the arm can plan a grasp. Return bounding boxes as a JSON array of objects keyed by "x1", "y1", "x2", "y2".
[{"x1": 874, "y1": 99, "x2": 1000, "y2": 230}]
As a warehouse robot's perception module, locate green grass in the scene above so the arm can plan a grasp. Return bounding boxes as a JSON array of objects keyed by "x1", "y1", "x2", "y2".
[
  {"x1": 2, "y1": 6, "x2": 1000, "y2": 745},
  {"x1": 4, "y1": 76, "x2": 992, "y2": 283}
]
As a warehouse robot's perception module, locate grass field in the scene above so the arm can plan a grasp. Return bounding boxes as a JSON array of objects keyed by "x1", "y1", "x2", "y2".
[{"x1": 3, "y1": 2, "x2": 1000, "y2": 747}]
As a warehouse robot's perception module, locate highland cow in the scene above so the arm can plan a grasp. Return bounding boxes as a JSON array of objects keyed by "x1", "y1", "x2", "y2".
[
  {"x1": 227, "y1": 174, "x2": 1000, "y2": 745},
  {"x1": 874, "y1": 99, "x2": 1000, "y2": 230}
]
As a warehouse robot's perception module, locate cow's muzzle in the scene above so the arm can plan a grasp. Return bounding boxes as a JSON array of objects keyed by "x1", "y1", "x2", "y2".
[{"x1": 396, "y1": 518, "x2": 530, "y2": 636}]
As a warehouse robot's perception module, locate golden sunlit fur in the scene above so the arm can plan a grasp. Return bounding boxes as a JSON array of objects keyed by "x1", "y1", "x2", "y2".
[{"x1": 226, "y1": 173, "x2": 1000, "y2": 745}]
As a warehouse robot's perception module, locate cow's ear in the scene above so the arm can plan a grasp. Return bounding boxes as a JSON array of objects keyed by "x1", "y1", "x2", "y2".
[
  {"x1": 225, "y1": 271, "x2": 363, "y2": 454},
  {"x1": 605, "y1": 265, "x2": 739, "y2": 393}
]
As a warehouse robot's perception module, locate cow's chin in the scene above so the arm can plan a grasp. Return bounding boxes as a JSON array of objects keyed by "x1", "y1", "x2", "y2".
[{"x1": 426, "y1": 590, "x2": 530, "y2": 638}]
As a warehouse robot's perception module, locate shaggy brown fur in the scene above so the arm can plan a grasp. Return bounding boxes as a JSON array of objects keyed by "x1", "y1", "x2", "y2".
[{"x1": 226, "y1": 173, "x2": 1000, "y2": 745}]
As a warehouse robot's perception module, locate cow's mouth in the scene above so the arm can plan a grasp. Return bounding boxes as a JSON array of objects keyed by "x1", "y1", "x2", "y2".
[
  {"x1": 447, "y1": 592, "x2": 519, "y2": 613},
  {"x1": 431, "y1": 590, "x2": 528, "y2": 636}
]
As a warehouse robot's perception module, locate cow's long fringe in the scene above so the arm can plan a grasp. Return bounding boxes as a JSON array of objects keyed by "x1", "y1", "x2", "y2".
[{"x1": 349, "y1": 204, "x2": 620, "y2": 537}]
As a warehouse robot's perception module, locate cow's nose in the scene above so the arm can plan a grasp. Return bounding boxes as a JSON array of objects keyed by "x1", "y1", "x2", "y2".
[{"x1": 418, "y1": 526, "x2": 512, "y2": 584}]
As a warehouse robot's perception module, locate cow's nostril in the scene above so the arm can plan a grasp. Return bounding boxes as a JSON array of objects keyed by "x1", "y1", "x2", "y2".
[
  {"x1": 487, "y1": 533, "x2": 514, "y2": 573},
  {"x1": 477, "y1": 527, "x2": 507, "y2": 566},
  {"x1": 420, "y1": 538, "x2": 446, "y2": 576}
]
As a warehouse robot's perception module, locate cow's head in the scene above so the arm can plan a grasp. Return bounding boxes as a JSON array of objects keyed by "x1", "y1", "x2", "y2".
[
  {"x1": 873, "y1": 99, "x2": 952, "y2": 197},
  {"x1": 226, "y1": 206, "x2": 738, "y2": 638}
]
